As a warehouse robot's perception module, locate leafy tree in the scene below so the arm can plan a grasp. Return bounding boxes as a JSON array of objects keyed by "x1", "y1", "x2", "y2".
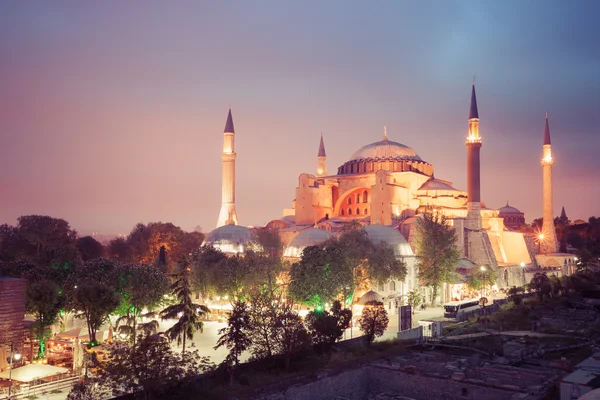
[
  {"x1": 214, "y1": 301, "x2": 252, "y2": 385},
  {"x1": 529, "y1": 273, "x2": 552, "y2": 300},
  {"x1": 275, "y1": 310, "x2": 310, "y2": 370},
  {"x1": 27, "y1": 280, "x2": 64, "y2": 358},
  {"x1": 76, "y1": 236, "x2": 104, "y2": 262},
  {"x1": 16, "y1": 215, "x2": 78, "y2": 258},
  {"x1": 75, "y1": 281, "x2": 121, "y2": 346},
  {"x1": 288, "y1": 245, "x2": 346, "y2": 308},
  {"x1": 106, "y1": 237, "x2": 133, "y2": 263},
  {"x1": 119, "y1": 263, "x2": 170, "y2": 345},
  {"x1": 305, "y1": 300, "x2": 351, "y2": 350},
  {"x1": 160, "y1": 262, "x2": 210, "y2": 355},
  {"x1": 247, "y1": 284, "x2": 283, "y2": 360},
  {"x1": 548, "y1": 274, "x2": 564, "y2": 297},
  {"x1": 189, "y1": 245, "x2": 227, "y2": 295},
  {"x1": 67, "y1": 380, "x2": 105, "y2": 400},
  {"x1": 507, "y1": 286, "x2": 525, "y2": 305},
  {"x1": 99, "y1": 336, "x2": 213, "y2": 400},
  {"x1": 0, "y1": 224, "x2": 32, "y2": 262},
  {"x1": 358, "y1": 301, "x2": 389, "y2": 344},
  {"x1": 406, "y1": 290, "x2": 422, "y2": 314},
  {"x1": 414, "y1": 208, "x2": 460, "y2": 306},
  {"x1": 366, "y1": 242, "x2": 407, "y2": 285}
]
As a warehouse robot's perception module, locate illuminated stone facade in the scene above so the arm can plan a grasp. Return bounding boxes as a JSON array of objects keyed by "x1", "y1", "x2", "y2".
[{"x1": 540, "y1": 113, "x2": 559, "y2": 254}]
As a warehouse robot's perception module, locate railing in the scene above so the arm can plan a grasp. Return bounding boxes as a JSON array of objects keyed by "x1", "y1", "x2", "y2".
[{"x1": 0, "y1": 375, "x2": 80, "y2": 400}]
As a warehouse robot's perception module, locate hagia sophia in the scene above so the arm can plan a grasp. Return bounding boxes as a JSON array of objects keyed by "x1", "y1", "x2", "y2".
[{"x1": 203, "y1": 83, "x2": 575, "y2": 308}]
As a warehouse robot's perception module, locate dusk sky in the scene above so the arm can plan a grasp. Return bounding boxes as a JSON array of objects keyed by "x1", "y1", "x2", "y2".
[{"x1": 1, "y1": 1, "x2": 599, "y2": 236}]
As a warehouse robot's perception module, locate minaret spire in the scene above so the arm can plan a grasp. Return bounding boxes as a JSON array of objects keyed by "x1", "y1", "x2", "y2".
[
  {"x1": 217, "y1": 107, "x2": 239, "y2": 227},
  {"x1": 317, "y1": 133, "x2": 327, "y2": 177},
  {"x1": 466, "y1": 79, "x2": 482, "y2": 230},
  {"x1": 540, "y1": 112, "x2": 558, "y2": 253},
  {"x1": 383, "y1": 125, "x2": 388, "y2": 141}
]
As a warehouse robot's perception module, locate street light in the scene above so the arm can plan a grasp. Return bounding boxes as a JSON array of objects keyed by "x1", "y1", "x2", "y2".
[
  {"x1": 480, "y1": 266, "x2": 486, "y2": 298},
  {"x1": 537, "y1": 233, "x2": 544, "y2": 253},
  {"x1": 8, "y1": 343, "x2": 22, "y2": 397}
]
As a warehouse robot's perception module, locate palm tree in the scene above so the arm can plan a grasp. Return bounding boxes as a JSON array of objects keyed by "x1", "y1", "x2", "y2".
[{"x1": 160, "y1": 259, "x2": 210, "y2": 355}]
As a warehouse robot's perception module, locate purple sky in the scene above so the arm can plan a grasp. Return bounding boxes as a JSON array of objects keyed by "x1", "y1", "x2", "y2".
[{"x1": 1, "y1": 1, "x2": 599, "y2": 235}]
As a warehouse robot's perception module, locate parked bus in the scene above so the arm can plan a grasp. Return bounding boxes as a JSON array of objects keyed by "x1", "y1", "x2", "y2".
[{"x1": 443, "y1": 298, "x2": 481, "y2": 318}]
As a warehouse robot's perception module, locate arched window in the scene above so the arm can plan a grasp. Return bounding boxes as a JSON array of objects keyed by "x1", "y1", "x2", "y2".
[
  {"x1": 356, "y1": 207, "x2": 360, "y2": 215},
  {"x1": 356, "y1": 193, "x2": 360, "y2": 203},
  {"x1": 347, "y1": 197, "x2": 352, "y2": 205},
  {"x1": 379, "y1": 282, "x2": 385, "y2": 291},
  {"x1": 348, "y1": 208, "x2": 352, "y2": 215},
  {"x1": 364, "y1": 208, "x2": 368, "y2": 215},
  {"x1": 390, "y1": 281, "x2": 396, "y2": 291},
  {"x1": 363, "y1": 191, "x2": 368, "y2": 203},
  {"x1": 341, "y1": 209, "x2": 345, "y2": 216}
]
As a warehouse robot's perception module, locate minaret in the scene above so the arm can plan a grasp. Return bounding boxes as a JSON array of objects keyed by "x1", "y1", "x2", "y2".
[
  {"x1": 317, "y1": 134, "x2": 327, "y2": 177},
  {"x1": 540, "y1": 112, "x2": 559, "y2": 253},
  {"x1": 465, "y1": 79, "x2": 482, "y2": 230},
  {"x1": 216, "y1": 107, "x2": 239, "y2": 228}
]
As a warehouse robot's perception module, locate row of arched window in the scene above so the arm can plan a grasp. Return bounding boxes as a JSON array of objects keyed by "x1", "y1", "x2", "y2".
[
  {"x1": 347, "y1": 191, "x2": 369, "y2": 205},
  {"x1": 341, "y1": 207, "x2": 369, "y2": 216}
]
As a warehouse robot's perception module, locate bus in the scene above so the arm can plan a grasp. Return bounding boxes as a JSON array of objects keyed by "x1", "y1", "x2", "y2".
[{"x1": 443, "y1": 298, "x2": 481, "y2": 319}]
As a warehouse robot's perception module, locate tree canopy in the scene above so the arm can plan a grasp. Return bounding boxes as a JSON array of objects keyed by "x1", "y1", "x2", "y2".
[{"x1": 414, "y1": 208, "x2": 460, "y2": 306}]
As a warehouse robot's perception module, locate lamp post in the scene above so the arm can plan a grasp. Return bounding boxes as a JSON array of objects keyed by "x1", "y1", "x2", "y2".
[
  {"x1": 479, "y1": 266, "x2": 486, "y2": 298},
  {"x1": 8, "y1": 343, "x2": 22, "y2": 397}
]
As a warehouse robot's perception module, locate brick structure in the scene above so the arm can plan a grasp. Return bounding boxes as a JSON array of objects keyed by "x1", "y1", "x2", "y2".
[{"x1": 0, "y1": 277, "x2": 28, "y2": 359}]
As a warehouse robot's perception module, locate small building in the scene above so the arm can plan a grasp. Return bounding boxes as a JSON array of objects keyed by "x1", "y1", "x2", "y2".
[{"x1": 0, "y1": 277, "x2": 28, "y2": 365}]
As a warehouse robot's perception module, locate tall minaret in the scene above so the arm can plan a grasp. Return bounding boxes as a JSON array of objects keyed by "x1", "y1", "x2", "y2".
[
  {"x1": 465, "y1": 79, "x2": 482, "y2": 230},
  {"x1": 216, "y1": 107, "x2": 239, "y2": 228},
  {"x1": 317, "y1": 134, "x2": 327, "y2": 177},
  {"x1": 540, "y1": 112, "x2": 559, "y2": 253}
]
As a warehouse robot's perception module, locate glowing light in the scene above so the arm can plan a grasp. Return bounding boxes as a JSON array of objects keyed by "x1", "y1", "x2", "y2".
[
  {"x1": 480, "y1": 266, "x2": 486, "y2": 271},
  {"x1": 223, "y1": 295, "x2": 228, "y2": 300},
  {"x1": 520, "y1": 262, "x2": 525, "y2": 267},
  {"x1": 14, "y1": 353, "x2": 21, "y2": 361},
  {"x1": 539, "y1": 234, "x2": 544, "y2": 240}
]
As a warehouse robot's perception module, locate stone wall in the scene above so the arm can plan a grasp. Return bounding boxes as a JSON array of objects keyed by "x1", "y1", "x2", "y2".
[{"x1": 0, "y1": 277, "x2": 27, "y2": 356}]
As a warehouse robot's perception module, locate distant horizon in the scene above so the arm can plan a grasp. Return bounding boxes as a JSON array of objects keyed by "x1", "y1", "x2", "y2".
[{"x1": 1, "y1": 1, "x2": 599, "y2": 234}]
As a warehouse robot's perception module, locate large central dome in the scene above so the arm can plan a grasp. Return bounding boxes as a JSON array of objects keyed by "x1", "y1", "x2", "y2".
[{"x1": 349, "y1": 139, "x2": 422, "y2": 162}]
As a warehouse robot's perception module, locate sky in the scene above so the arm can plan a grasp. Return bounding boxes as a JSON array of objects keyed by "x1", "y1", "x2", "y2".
[{"x1": 0, "y1": 1, "x2": 599, "y2": 236}]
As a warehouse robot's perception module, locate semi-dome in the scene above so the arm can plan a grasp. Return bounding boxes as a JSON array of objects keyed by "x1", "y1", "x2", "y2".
[
  {"x1": 203, "y1": 224, "x2": 256, "y2": 254},
  {"x1": 284, "y1": 228, "x2": 333, "y2": 258},
  {"x1": 349, "y1": 139, "x2": 422, "y2": 162},
  {"x1": 364, "y1": 225, "x2": 414, "y2": 257},
  {"x1": 418, "y1": 179, "x2": 458, "y2": 191},
  {"x1": 358, "y1": 290, "x2": 383, "y2": 305}
]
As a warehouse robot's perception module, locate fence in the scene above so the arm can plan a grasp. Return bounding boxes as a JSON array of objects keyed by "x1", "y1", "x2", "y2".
[{"x1": 0, "y1": 375, "x2": 80, "y2": 400}]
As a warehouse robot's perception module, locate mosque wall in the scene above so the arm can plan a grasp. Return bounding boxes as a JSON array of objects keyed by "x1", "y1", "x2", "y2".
[{"x1": 503, "y1": 231, "x2": 533, "y2": 265}]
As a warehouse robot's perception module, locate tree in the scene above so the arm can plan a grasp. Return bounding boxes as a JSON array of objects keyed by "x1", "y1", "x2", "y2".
[
  {"x1": 75, "y1": 281, "x2": 121, "y2": 346},
  {"x1": 247, "y1": 284, "x2": 281, "y2": 360},
  {"x1": 189, "y1": 245, "x2": 227, "y2": 295},
  {"x1": 414, "y1": 208, "x2": 460, "y2": 306},
  {"x1": 119, "y1": 263, "x2": 170, "y2": 345},
  {"x1": 305, "y1": 300, "x2": 351, "y2": 351},
  {"x1": 160, "y1": 262, "x2": 210, "y2": 355},
  {"x1": 288, "y1": 245, "x2": 346, "y2": 308},
  {"x1": 67, "y1": 380, "x2": 105, "y2": 400},
  {"x1": 529, "y1": 273, "x2": 552, "y2": 300},
  {"x1": 406, "y1": 290, "x2": 422, "y2": 314},
  {"x1": 507, "y1": 286, "x2": 525, "y2": 305},
  {"x1": 106, "y1": 237, "x2": 132, "y2": 263},
  {"x1": 214, "y1": 301, "x2": 252, "y2": 385},
  {"x1": 76, "y1": 236, "x2": 104, "y2": 262},
  {"x1": 17, "y1": 215, "x2": 78, "y2": 258},
  {"x1": 366, "y1": 242, "x2": 407, "y2": 285},
  {"x1": 358, "y1": 301, "x2": 389, "y2": 344},
  {"x1": 275, "y1": 310, "x2": 310, "y2": 370},
  {"x1": 27, "y1": 280, "x2": 64, "y2": 358},
  {"x1": 99, "y1": 336, "x2": 213, "y2": 400}
]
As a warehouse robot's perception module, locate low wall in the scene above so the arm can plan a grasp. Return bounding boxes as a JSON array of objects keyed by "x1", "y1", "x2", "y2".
[
  {"x1": 256, "y1": 364, "x2": 519, "y2": 400},
  {"x1": 397, "y1": 326, "x2": 423, "y2": 340}
]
